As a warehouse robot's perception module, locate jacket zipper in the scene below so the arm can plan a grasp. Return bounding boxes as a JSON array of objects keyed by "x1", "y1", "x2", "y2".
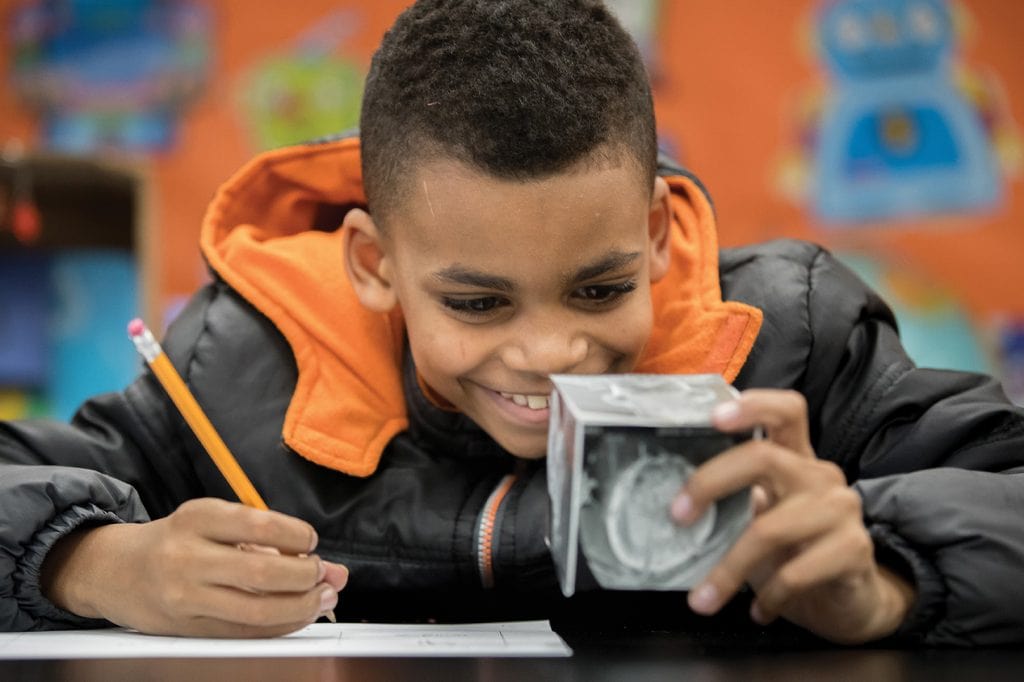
[{"x1": 476, "y1": 473, "x2": 517, "y2": 589}]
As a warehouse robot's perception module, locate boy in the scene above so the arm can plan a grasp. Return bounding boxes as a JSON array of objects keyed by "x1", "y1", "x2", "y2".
[{"x1": 2, "y1": 0, "x2": 1023, "y2": 645}]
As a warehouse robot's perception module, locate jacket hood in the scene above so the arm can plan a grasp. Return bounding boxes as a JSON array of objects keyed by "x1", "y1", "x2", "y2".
[{"x1": 200, "y1": 136, "x2": 762, "y2": 477}]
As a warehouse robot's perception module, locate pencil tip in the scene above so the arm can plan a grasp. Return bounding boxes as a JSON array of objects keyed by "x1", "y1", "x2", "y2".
[{"x1": 127, "y1": 318, "x2": 145, "y2": 338}]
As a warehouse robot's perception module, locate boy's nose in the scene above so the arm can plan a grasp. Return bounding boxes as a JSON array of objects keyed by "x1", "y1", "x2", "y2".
[{"x1": 501, "y1": 331, "x2": 589, "y2": 376}]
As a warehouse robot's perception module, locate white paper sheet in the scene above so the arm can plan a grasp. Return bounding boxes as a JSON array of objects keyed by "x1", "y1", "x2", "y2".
[{"x1": 0, "y1": 621, "x2": 571, "y2": 659}]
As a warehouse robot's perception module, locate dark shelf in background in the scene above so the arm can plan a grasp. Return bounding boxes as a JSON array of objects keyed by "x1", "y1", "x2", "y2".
[{"x1": 0, "y1": 155, "x2": 136, "y2": 251}]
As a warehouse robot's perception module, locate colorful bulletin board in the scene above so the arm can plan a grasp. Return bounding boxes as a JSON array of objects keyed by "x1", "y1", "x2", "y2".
[{"x1": 1, "y1": 0, "x2": 1023, "y2": 417}]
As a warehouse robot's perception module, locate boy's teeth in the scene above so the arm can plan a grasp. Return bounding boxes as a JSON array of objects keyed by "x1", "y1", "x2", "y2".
[
  {"x1": 499, "y1": 392, "x2": 550, "y2": 410},
  {"x1": 526, "y1": 395, "x2": 549, "y2": 409}
]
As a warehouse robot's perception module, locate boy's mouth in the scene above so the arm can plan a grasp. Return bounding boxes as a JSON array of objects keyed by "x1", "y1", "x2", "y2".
[
  {"x1": 480, "y1": 386, "x2": 551, "y2": 427},
  {"x1": 499, "y1": 391, "x2": 550, "y2": 410}
]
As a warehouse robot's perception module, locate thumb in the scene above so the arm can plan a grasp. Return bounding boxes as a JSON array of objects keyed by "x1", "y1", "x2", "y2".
[{"x1": 322, "y1": 561, "x2": 349, "y2": 591}]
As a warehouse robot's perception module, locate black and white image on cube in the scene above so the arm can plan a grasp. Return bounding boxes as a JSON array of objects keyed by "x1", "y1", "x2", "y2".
[{"x1": 547, "y1": 374, "x2": 755, "y2": 596}]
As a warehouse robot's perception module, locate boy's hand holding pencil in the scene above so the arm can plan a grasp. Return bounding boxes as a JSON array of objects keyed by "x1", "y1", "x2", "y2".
[
  {"x1": 127, "y1": 319, "x2": 345, "y2": 626},
  {"x1": 43, "y1": 498, "x2": 348, "y2": 637},
  {"x1": 39, "y1": 321, "x2": 348, "y2": 638}
]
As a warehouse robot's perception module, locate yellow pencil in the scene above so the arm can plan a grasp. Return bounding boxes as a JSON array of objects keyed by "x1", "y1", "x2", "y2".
[
  {"x1": 128, "y1": 318, "x2": 268, "y2": 510},
  {"x1": 128, "y1": 318, "x2": 337, "y2": 622}
]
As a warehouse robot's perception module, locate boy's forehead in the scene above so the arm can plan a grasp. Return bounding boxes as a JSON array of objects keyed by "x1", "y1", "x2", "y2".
[
  {"x1": 375, "y1": 154, "x2": 655, "y2": 281},
  {"x1": 380, "y1": 152, "x2": 650, "y2": 238}
]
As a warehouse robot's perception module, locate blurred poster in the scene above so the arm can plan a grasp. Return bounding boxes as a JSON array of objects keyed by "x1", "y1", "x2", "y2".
[
  {"x1": 10, "y1": 0, "x2": 211, "y2": 153},
  {"x1": 239, "y1": 10, "x2": 365, "y2": 150},
  {"x1": 49, "y1": 250, "x2": 140, "y2": 422},
  {"x1": 838, "y1": 252, "x2": 991, "y2": 374},
  {"x1": 0, "y1": 251, "x2": 49, "y2": 388},
  {"x1": 777, "y1": 0, "x2": 1021, "y2": 225}
]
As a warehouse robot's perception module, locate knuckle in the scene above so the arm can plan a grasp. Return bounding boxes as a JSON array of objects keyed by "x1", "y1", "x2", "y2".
[
  {"x1": 753, "y1": 442, "x2": 785, "y2": 470},
  {"x1": 246, "y1": 560, "x2": 274, "y2": 589},
  {"x1": 216, "y1": 500, "x2": 248, "y2": 528},
  {"x1": 176, "y1": 498, "x2": 227, "y2": 529},
  {"x1": 308, "y1": 559, "x2": 323, "y2": 588},
  {"x1": 826, "y1": 485, "x2": 862, "y2": 515},
  {"x1": 782, "y1": 390, "x2": 808, "y2": 415},
  {"x1": 708, "y1": 560, "x2": 744, "y2": 594},
  {"x1": 817, "y1": 459, "x2": 846, "y2": 485},
  {"x1": 170, "y1": 503, "x2": 195, "y2": 528},
  {"x1": 747, "y1": 517, "x2": 782, "y2": 548},
  {"x1": 748, "y1": 440, "x2": 772, "y2": 466},
  {"x1": 248, "y1": 513, "x2": 275, "y2": 539},
  {"x1": 774, "y1": 565, "x2": 807, "y2": 596},
  {"x1": 849, "y1": 526, "x2": 874, "y2": 560},
  {"x1": 178, "y1": 498, "x2": 202, "y2": 513}
]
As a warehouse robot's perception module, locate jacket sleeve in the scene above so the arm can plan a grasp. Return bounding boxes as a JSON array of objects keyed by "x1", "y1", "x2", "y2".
[
  {"x1": 800, "y1": 248, "x2": 1024, "y2": 646},
  {"x1": 0, "y1": 286, "x2": 217, "y2": 631}
]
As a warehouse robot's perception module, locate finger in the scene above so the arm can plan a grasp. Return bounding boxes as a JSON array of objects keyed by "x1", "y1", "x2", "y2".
[
  {"x1": 236, "y1": 542, "x2": 281, "y2": 556},
  {"x1": 686, "y1": 490, "x2": 851, "y2": 616},
  {"x1": 175, "y1": 499, "x2": 318, "y2": 555},
  {"x1": 199, "y1": 546, "x2": 325, "y2": 593},
  {"x1": 190, "y1": 582, "x2": 339, "y2": 628},
  {"x1": 166, "y1": 615, "x2": 315, "y2": 639},
  {"x1": 712, "y1": 390, "x2": 813, "y2": 458},
  {"x1": 751, "y1": 484, "x2": 772, "y2": 515},
  {"x1": 751, "y1": 520, "x2": 873, "y2": 626},
  {"x1": 322, "y1": 561, "x2": 350, "y2": 591},
  {"x1": 672, "y1": 439, "x2": 804, "y2": 525}
]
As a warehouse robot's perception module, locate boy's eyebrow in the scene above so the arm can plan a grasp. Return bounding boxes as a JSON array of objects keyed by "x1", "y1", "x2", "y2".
[
  {"x1": 432, "y1": 251, "x2": 642, "y2": 292},
  {"x1": 432, "y1": 266, "x2": 515, "y2": 292},
  {"x1": 568, "y1": 251, "x2": 641, "y2": 284}
]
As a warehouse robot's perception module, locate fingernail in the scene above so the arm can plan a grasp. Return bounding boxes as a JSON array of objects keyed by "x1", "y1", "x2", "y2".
[
  {"x1": 750, "y1": 601, "x2": 767, "y2": 625},
  {"x1": 319, "y1": 585, "x2": 338, "y2": 612},
  {"x1": 689, "y1": 583, "x2": 719, "y2": 614},
  {"x1": 671, "y1": 493, "x2": 693, "y2": 523},
  {"x1": 308, "y1": 528, "x2": 319, "y2": 553},
  {"x1": 712, "y1": 401, "x2": 740, "y2": 425},
  {"x1": 316, "y1": 559, "x2": 326, "y2": 583}
]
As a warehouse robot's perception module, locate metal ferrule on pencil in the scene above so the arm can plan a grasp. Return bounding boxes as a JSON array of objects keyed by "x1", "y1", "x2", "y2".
[{"x1": 130, "y1": 327, "x2": 162, "y2": 363}]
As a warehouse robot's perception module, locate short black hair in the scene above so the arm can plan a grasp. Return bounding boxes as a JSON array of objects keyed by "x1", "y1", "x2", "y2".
[{"x1": 360, "y1": 0, "x2": 657, "y2": 223}]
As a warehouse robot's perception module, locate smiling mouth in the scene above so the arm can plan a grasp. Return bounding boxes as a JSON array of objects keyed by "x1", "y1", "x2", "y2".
[{"x1": 498, "y1": 391, "x2": 550, "y2": 410}]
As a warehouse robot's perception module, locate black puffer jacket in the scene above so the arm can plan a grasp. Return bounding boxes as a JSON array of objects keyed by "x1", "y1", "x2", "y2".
[{"x1": 2, "y1": 162, "x2": 1023, "y2": 646}]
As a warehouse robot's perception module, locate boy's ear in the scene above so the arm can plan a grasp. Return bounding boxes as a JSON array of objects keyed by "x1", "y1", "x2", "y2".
[
  {"x1": 647, "y1": 176, "x2": 672, "y2": 282},
  {"x1": 342, "y1": 208, "x2": 398, "y2": 312}
]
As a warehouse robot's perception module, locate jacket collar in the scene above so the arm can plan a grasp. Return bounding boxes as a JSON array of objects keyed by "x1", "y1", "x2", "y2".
[{"x1": 200, "y1": 136, "x2": 762, "y2": 476}]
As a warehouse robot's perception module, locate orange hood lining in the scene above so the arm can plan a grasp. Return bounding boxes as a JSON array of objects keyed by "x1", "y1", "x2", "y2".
[{"x1": 199, "y1": 137, "x2": 762, "y2": 477}]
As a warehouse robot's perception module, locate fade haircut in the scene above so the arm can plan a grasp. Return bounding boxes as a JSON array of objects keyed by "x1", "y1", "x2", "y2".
[{"x1": 359, "y1": 0, "x2": 657, "y2": 225}]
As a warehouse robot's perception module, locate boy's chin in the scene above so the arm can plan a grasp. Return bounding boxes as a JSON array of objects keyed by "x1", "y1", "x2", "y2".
[
  {"x1": 509, "y1": 449, "x2": 548, "y2": 461},
  {"x1": 495, "y1": 433, "x2": 549, "y2": 460}
]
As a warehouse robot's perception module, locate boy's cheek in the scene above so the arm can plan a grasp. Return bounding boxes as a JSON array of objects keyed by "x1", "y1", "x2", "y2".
[{"x1": 600, "y1": 301, "x2": 655, "y2": 369}]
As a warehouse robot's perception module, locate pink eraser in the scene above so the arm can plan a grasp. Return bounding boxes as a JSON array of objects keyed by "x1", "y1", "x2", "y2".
[{"x1": 127, "y1": 318, "x2": 145, "y2": 338}]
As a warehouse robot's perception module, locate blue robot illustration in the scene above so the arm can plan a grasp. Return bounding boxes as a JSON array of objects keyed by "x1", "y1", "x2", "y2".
[{"x1": 815, "y1": 0, "x2": 999, "y2": 223}]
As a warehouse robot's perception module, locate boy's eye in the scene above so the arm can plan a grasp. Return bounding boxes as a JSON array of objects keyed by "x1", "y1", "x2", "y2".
[
  {"x1": 441, "y1": 296, "x2": 508, "y2": 316},
  {"x1": 573, "y1": 280, "x2": 637, "y2": 305}
]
